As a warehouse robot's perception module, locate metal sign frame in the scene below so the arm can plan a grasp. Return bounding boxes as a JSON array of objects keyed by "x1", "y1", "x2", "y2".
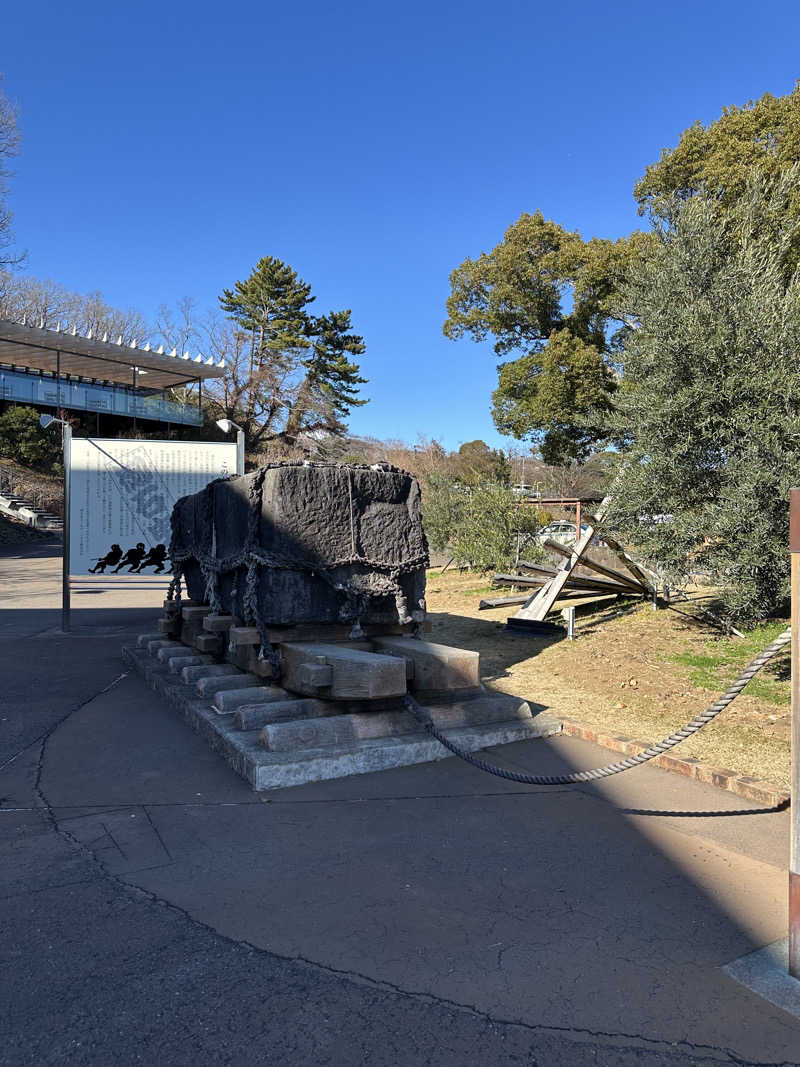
[{"x1": 61, "y1": 434, "x2": 243, "y2": 632}]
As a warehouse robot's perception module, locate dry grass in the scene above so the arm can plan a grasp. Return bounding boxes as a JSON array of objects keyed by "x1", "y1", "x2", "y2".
[{"x1": 426, "y1": 568, "x2": 791, "y2": 788}]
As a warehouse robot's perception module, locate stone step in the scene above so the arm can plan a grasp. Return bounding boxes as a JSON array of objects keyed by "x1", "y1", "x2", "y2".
[
  {"x1": 147, "y1": 638, "x2": 179, "y2": 655},
  {"x1": 236, "y1": 698, "x2": 331, "y2": 730},
  {"x1": 181, "y1": 663, "x2": 239, "y2": 685},
  {"x1": 195, "y1": 673, "x2": 262, "y2": 698},
  {"x1": 247, "y1": 717, "x2": 559, "y2": 791},
  {"x1": 155, "y1": 641, "x2": 186, "y2": 662},
  {"x1": 136, "y1": 632, "x2": 164, "y2": 648},
  {"x1": 168, "y1": 654, "x2": 214, "y2": 675},
  {"x1": 259, "y1": 694, "x2": 532, "y2": 752},
  {"x1": 212, "y1": 685, "x2": 289, "y2": 714}
]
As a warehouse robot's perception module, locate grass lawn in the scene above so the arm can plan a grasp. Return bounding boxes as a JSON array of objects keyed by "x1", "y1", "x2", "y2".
[{"x1": 425, "y1": 568, "x2": 791, "y2": 788}]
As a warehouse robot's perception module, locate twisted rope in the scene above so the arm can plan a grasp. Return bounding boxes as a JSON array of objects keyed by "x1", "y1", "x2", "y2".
[{"x1": 404, "y1": 628, "x2": 792, "y2": 786}]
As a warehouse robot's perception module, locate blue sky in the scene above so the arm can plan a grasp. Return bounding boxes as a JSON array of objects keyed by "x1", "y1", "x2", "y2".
[{"x1": 3, "y1": 1, "x2": 800, "y2": 450}]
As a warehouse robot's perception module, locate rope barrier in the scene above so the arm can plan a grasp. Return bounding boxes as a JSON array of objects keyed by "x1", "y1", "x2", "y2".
[{"x1": 404, "y1": 628, "x2": 792, "y2": 786}]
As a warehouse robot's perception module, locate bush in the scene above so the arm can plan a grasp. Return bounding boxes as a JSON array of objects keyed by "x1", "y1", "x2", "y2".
[
  {"x1": 422, "y1": 474, "x2": 546, "y2": 572},
  {"x1": 420, "y1": 472, "x2": 466, "y2": 551},
  {"x1": 0, "y1": 406, "x2": 62, "y2": 469}
]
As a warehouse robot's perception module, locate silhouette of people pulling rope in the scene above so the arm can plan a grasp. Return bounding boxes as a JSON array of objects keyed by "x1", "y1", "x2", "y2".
[
  {"x1": 89, "y1": 544, "x2": 123, "y2": 573},
  {"x1": 90, "y1": 542, "x2": 170, "y2": 575},
  {"x1": 134, "y1": 544, "x2": 168, "y2": 573}
]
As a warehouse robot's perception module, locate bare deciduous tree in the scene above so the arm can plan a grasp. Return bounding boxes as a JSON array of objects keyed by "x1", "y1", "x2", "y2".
[
  {"x1": 0, "y1": 271, "x2": 149, "y2": 343},
  {"x1": 0, "y1": 77, "x2": 22, "y2": 269}
]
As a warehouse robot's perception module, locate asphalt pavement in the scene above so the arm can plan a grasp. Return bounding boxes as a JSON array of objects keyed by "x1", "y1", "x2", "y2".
[{"x1": 2, "y1": 544, "x2": 800, "y2": 1066}]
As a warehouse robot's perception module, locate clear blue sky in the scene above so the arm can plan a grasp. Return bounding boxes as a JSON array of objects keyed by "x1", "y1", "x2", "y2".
[{"x1": 3, "y1": 1, "x2": 800, "y2": 450}]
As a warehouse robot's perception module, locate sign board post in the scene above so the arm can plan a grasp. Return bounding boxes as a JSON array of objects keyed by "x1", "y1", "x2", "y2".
[
  {"x1": 61, "y1": 422, "x2": 72, "y2": 633},
  {"x1": 236, "y1": 428, "x2": 245, "y2": 477},
  {"x1": 790, "y1": 488, "x2": 800, "y2": 979},
  {"x1": 63, "y1": 438, "x2": 238, "y2": 619}
]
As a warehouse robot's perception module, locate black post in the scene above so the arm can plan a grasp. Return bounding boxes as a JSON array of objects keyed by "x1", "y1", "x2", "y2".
[
  {"x1": 132, "y1": 366, "x2": 137, "y2": 433},
  {"x1": 62, "y1": 423, "x2": 71, "y2": 633}
]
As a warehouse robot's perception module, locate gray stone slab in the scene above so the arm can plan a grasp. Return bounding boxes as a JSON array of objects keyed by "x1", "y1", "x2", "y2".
[
  {"x1": 212, "y1": 685, "x2": 290, "y2": 713},
  {"x1": 180, "y1": 663, "x2": 238, "y2": 684},
  {"x1": 155, "y1": 641, "x2": 186, "y2": 662},
  {"x1": 722, "y1": 938, "x2": 800, "y2": 1019},
  {"x1": 136, "y1": 632, "x2": 163, "y2": 648},
  {"x1": 122, "y1": 644, "x2": 562, "y2": 792},
  {"x1": 168, "y1": 654, "x2": 214, "y2": 674},
  {"x1": 146, "y1": 638, "x2": 176, "y2": 655},
  {"x1": 195, "y1": 673, "x2": 262, "y2": 698}
]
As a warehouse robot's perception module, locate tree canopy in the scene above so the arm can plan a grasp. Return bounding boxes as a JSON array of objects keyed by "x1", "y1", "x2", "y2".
[
  {"x1": 444, "y1": 81, "x2": 800, "y2": 467},
  {"x1": 443, "y1": 211, "x2": 629, "y2": 462},
  {"x1": 635, "y1": 82, "x2": 800, "y2": 224},
  {"x1": 609, "y1": 169, "x2": 800, "y2": 621}
]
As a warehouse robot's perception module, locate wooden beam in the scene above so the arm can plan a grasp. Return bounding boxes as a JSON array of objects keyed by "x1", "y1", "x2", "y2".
[
  {"x1": 537, "y1": 539, "x2": 645, "y2": 591},
  {"x1": 595, "y1": 532, "x2": 656, "y2": 591},
  {"x1": 372, "y1": 637, "x2": 480, "y2": 692},
  {"x1": 493, "y1": 572, "x2": 636, "y2": 596},
  {"x1": 510, "y1": 523, "x2": 598, "y2": 623},
  {"x1": 278, "y1": 642, "x2": 407, "y2": 700}
]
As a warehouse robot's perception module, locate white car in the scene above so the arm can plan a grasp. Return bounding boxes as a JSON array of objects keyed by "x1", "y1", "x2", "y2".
[{"x1": 536, "y1": 521, "x2": 601, "y2": 548}]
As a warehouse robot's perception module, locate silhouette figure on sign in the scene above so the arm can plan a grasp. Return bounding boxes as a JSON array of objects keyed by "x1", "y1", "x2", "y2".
[
  {"x1": 89, "y1": 544, "x2": 123, "y2": 573},
  {"x1": 113, "y1": 542, "x2": 147, "y2": 573},
  {"x1": 135, "y1": 544, "x2": 168, "y2": 573}
]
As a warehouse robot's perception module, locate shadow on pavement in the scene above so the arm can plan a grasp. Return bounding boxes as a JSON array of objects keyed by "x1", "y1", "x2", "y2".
[{"x1": 1, "y1": 544, "x2": 799, "y2": 1064}]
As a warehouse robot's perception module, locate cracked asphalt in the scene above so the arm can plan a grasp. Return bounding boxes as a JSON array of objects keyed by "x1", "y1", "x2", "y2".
[{"x1": 3, "y1": 545, "x2": 800, "y2": 1065}]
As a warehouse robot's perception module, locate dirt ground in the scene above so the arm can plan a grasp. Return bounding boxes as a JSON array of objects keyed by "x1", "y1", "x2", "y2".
[{"x1": 425, "y1": 568, "x2": 792, "y2": 788}]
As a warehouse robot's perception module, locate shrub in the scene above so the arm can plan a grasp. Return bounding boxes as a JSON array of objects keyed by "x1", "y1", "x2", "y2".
[{"x1": 0, "y1": 406, "x2": 62, "y2": 469}]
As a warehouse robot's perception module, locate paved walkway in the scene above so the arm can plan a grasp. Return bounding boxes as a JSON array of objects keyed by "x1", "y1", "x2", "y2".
[{"x1": 2, "y1": 545, "x2": 800, "y2": 1065}]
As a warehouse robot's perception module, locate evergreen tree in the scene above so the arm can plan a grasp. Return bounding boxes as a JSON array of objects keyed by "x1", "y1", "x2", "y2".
[
  {"x1": 608, "y1": 168, "x2": 800, "y2": 621},
  {"x1": 285, "y1": 310, "x2": 367, "y2": 441},
  {"x1": 216, "y1": 257, "x2": 368, "y2": 448},
  {"x1": 219, "y1": 256, "x2": 314, "y2": 387}
]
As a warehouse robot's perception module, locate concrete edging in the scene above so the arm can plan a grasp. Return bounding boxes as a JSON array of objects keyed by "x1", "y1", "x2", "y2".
[{"x1": 560, "y1": 718, "x2": 790, "y2": 808}]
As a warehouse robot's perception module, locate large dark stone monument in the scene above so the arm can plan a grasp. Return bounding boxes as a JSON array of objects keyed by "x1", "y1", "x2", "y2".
[
  {"x1": 169, "y1": 461, "x2": 428, "y2": 630},
  {"x1": 123, "y1": 460, "x2": 559, "y2": 790}
]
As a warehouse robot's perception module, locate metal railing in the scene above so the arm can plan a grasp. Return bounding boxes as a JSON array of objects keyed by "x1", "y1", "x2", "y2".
[{"x1": 0, "y1": 365, "x2": 202, "y2": 425}]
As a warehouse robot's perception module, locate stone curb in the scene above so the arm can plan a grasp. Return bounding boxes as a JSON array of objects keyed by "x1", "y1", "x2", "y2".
[{"x1": 559, "y1": 719, "x2": 790, "y2": 808}]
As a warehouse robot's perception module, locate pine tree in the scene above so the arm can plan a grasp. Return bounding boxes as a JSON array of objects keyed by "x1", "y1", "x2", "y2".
[
  {"x1": 217, "y1": 257, "x2": 368, "y2": 449},
  {"x1": 284, "y1": 310, "x2": 367, "y2": 441}
]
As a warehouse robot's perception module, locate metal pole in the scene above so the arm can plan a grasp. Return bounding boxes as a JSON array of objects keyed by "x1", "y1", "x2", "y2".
[
  {"x1": 236, "y1": 428, "x2": 245, "y2": 475},
  {"x1": 790, "y1": 488, "x2": 800, "y2": 978},
  {"x1": 132, "y1": 366, "x2": 137, "y2": 433},
  {"x1": 62, "y1": 423, "x2": 72, "y2": 633}
]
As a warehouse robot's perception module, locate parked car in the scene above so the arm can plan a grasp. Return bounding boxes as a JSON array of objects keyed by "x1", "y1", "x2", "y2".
[{"x1": 536, "y1": 521, "x2": 604, "y2": 548}]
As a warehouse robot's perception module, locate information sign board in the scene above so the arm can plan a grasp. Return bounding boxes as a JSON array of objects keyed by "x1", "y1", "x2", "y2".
[{"x1": 68, "y1": 438, "x2": 237, "y2": 577}]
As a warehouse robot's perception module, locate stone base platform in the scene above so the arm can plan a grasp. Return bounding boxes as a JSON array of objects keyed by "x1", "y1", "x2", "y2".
[{"x1": 123, "y1": 637, "x2": 562, "y2": 792}]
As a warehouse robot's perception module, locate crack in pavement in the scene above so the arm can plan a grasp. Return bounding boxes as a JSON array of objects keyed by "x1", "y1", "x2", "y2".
[
  {"x1": 20, "y1": 677, "x2": 797, "y2": 1065},
  {"x1": 35, "y1": 780, "x2": 789, "y2": 1065},
  {"x1": 0, "y1": 670, "x2": 129, "y2": 774},
  {"x1": 44, "y1": 789, "x2": 576, "y2": 812}
]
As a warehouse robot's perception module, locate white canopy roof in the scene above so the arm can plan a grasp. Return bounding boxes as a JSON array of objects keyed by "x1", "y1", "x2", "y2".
[{"x1": 0, "y1": 317, "x2": 226, "y2": 390}]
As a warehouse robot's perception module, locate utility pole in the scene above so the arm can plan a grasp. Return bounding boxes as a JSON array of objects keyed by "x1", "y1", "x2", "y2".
[{"x1": 790, "y1": 488, "x2": 800, "y2": 978}]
